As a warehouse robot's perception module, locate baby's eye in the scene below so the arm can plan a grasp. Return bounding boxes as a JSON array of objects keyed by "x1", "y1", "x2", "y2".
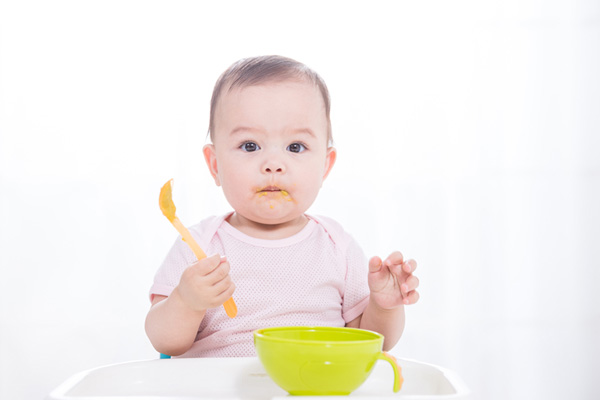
[
  {"x1": 240, "y1": 141, "x2": 260, "y2": 152},
  {"x1": 287, "y1": 142, "x2": 306, "y2": 153}
]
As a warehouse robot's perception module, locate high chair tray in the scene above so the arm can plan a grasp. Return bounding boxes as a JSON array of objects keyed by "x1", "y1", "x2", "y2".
[{"x1": 47, "y1": 356, "x2": 469, "y2": 399}]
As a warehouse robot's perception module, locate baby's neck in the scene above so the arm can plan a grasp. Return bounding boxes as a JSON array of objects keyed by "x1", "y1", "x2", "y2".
[{"x1": 226, "y1": 213, "x2": 309, "y2": 240}]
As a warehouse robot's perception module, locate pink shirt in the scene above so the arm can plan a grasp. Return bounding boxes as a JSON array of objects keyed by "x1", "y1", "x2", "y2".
[{"x1": 150, "y1": 213, "x2": 370, "y2": 357}]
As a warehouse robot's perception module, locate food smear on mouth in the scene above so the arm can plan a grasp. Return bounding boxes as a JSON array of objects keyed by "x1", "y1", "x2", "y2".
[
  {"x1": 280, "y1": 190, "x2": 294, "y2": 201},
  {"x1": 257, "y1": 188, "x2": 295, "y2": 207}
]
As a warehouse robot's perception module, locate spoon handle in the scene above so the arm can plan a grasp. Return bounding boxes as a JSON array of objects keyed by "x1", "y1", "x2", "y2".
[{"x1": 171, "y1": 216, "x2": 238, "y2": 318}]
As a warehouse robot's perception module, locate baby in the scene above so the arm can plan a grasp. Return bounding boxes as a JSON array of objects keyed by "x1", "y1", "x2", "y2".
[{"x1": 145, "y1": 55, "x2": 420, "y2": 357}]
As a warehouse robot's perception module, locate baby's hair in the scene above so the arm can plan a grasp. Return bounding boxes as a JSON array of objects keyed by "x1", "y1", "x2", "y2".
[{"x1": 208, "y1": 55, "x2": 333, "y2": 146}]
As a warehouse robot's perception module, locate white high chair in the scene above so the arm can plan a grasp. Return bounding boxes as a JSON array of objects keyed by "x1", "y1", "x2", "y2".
[{"x1": 47, "y1": 356, "x2": 470, "y2": 399}]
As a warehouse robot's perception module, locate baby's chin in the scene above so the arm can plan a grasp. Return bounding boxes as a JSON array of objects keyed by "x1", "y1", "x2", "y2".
[
  {"x1": 229, "y1": 197, "x2": 307, "y2": 223},
  {"x1": 228, "y1": 211, "x2": 310, "y2": 237},
  {"x1": 242, "y1": 211, "x2": 307, "y2": 226}
]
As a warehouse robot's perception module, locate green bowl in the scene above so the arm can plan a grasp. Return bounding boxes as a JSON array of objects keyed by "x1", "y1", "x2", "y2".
[{"x1": 253, "y1": 326, "x2": 402, "y2": 396}]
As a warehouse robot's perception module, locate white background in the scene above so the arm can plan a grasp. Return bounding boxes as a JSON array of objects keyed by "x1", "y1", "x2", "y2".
[{"x1": 1, "y1": 1, "x2": 599, "y2": 399}]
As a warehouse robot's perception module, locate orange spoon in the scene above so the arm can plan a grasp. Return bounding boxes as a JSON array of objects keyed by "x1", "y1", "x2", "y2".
[{"x1": 159, "y1": 179, "x2": 237, "y2": 318}]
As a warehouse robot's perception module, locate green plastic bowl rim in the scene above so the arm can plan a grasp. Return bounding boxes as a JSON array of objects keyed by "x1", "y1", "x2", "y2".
[{"x1": 253, "y1": 326, "x2": 384, "y2": 346}]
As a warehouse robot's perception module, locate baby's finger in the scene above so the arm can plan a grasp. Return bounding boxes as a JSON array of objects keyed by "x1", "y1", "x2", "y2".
[
  {"x1": 191, "y1": 254, "x2": 223, "y2": 275},
  {"x1": 401, "y1": 275, "x2": 420, "y2": 294},
  {"x1": 217, "y1": 282, "x2": 236, "y2": 306},
  {"x1": 403, "y1": 290, "x2": 420, "y2": 305},
  {"x1": 206, "y1": 258, "x2": 231, "y2": 285},
  {"x1": 383, "y1": 251, "x2": 404, "y2": 268},
  {"x1": 369, "y1": 256, "x2": 383, "y2": 273},
  {"x1": 213, "y1": 275, "x2": 235, "y2": 297},
  {"x1": 402, "y1": 259, "x2": 417, "y2": 274}
]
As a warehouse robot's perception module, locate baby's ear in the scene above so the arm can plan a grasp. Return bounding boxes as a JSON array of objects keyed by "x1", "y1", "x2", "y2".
[
  {"x1": 322, "y1": 147, "x2": 337, "y2": 181},
  {"x1": 203, "y1": 144, "x2": 221, "y2": 186}
]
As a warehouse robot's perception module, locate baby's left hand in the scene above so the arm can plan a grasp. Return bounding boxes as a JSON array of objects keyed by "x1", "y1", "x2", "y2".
[{"x1": 368, "y1": 251, "x2": 420, "y2": 309}]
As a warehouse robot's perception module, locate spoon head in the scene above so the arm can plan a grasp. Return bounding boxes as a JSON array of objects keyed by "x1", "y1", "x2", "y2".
[{"x1": 159, "y1": 179, "x2": 177, "y2": 222}]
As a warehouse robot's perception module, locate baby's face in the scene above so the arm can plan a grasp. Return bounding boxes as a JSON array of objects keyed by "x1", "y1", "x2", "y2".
[{"x1": 204, "y1": 80, "x2": 335, "y2": 227}]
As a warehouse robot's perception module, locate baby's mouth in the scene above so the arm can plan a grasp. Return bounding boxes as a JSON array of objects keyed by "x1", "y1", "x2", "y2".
[
  {"x1": 257, "y1": 186, "x2": 290, "y2": 197},
  {"x1": 259, "y1": 186, "x2": 282, "y2": 192}
]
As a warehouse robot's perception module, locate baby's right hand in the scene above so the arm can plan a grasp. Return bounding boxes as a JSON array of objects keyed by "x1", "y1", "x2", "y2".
[{"x1": 174, "y1": 254, "x2": 235, "y2": 312}]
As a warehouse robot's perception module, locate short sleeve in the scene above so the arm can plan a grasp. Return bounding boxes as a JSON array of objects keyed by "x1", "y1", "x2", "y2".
[
  {"x1": 310, "y1": 215, "x2": 370, "y2": 323},
  {"x1": 149, "y1": 235, "x2": 196, "y2": 300},
  {"x1": 149, "y1": 214, "x2": 228, "y2": 301},
  {"x1": 341, "y1": 236, "x2": 370, "y2": 322}
]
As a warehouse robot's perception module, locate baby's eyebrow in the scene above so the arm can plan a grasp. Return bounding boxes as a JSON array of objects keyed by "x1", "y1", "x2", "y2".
[
  {"x1": 229, "y1": 126, "x2": 316, "y2": 138},
  {"x1": 291, "y1": 128, "x2": 316, "y2": 138},
  {"x1": 229, "y1": 126, "x2": 262, "y2": 136}
]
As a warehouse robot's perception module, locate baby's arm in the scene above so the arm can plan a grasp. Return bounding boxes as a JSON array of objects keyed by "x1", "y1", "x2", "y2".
[
  {"x1": 145, "y1": 254, "x2": 235, "y2": 356},
  {"x1": 346, "y1": 252, "x2": 419, "y2": 351}
]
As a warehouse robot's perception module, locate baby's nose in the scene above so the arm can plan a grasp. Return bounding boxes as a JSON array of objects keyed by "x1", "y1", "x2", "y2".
[
  {"x1": 262, "y1": 158, "x2": 285, "y2": 174},
  {"x1": 265, "y1": 166, "x2": 283, "y2": 173}
]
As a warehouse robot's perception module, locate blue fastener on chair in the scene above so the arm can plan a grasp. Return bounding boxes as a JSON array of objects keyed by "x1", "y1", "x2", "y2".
[{"x1": 160, "y1": 353, "x2": 171, "y2": 359}]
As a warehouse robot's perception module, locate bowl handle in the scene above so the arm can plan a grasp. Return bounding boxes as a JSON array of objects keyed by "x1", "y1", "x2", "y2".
[{"x1": 378, "y1": 352, "x2": 404, "y2": 393}]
